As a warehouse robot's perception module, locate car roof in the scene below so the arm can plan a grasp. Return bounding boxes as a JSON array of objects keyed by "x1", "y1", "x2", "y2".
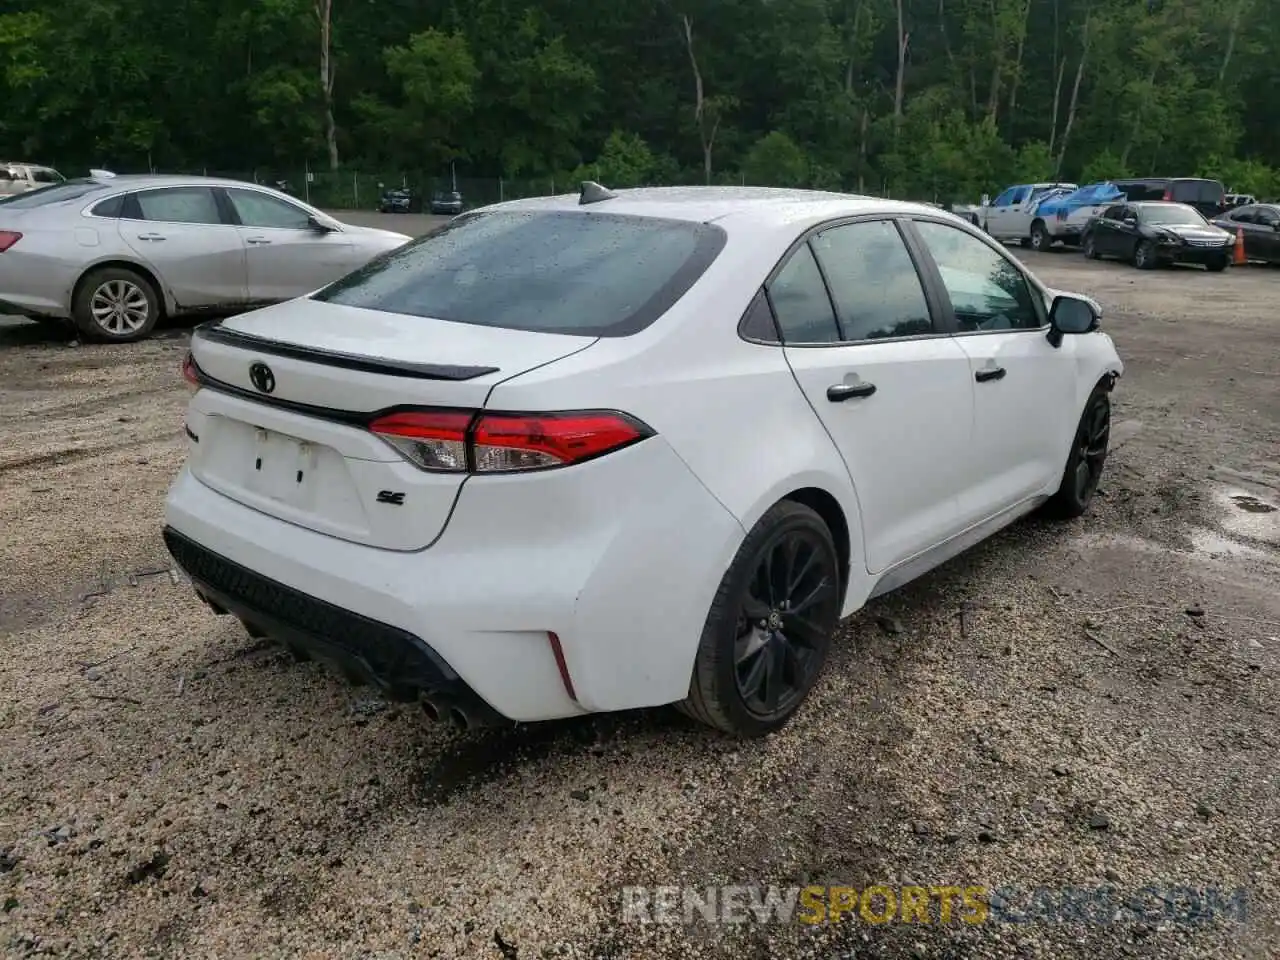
[{"x1": 473, "y1": 186, "x2": 954, "y2": 228}]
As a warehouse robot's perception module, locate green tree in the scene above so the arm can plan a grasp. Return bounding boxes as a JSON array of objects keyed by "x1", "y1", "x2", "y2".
[{"x1": 741, "y1": 131, "x2": 810, "y2": 187}]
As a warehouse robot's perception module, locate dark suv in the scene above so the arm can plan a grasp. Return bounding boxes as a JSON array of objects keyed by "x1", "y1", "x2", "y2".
[{"x1": 1111, "y1": 178, "x2": 1226, "y2": 217}]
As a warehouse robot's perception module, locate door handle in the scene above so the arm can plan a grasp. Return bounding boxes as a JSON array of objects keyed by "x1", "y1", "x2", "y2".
[
  {"x1": 827, "y1": 381, "x2": 877, "y2": 402},
  {"x1": 975, "y1": 366, "x2": 1007, "y2": 383},
  {"x1": 136, "y1": 233, "x2": 166, "y2": 241},
  {"x1": 245, "y1": 237, "x2": 272, "y2": 245}
]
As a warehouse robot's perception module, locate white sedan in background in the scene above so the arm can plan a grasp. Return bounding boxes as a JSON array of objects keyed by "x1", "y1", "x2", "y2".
[
  {"x1": 164, "y1": 185, "x2": 1122, "y2": 737},
  {"x1": 0, "y1": 173, "x2": 410, "y2": 342}
]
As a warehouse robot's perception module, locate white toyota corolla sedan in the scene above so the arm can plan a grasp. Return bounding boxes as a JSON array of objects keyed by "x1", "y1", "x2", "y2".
[{"x1": 164, "y1": 185, "x2": 1123, "y2": 737}]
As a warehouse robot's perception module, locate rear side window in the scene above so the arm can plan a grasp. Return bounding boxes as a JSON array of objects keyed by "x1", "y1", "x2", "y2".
[
  {"x1": 90, "y1": 195, "x2": 124, "y2": 218},
  {"x1": 809, "y1": 220, "x2": 932, "y2": 341},
  {"x1": 31, "y1": 168, "x2": 62, "y2": 183},
  {"x1": 766, "y1": 244, "x2": 840, "y2": 344},
  {"x1": 1230, "y1": 207, "x2": 1256, "y2": 224},
  {"x1": 0, "y1": 180, "x2": 103, "y2": 207},
  {"x1": 0, "y1": 168, "x2": 12, "y2": 182},
  {"x1": 314, "y1": 210, "x2": 727, "y2": 337},
  {"x1": 133, "y1": 187, "x2": 223, "y2": 225}
]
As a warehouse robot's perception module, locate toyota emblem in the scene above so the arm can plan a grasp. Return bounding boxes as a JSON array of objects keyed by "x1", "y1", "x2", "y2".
[{"x1": 249, "y1": 362, "x2": 276, "y2": 394}]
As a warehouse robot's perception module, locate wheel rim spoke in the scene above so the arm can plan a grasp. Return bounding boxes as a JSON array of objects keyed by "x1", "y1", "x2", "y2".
[
  {"x1": 733, "y1": 525, "x2": 840, "y2": 719},
  {"x1": 90, "y1": 280, "x2": 149, "y2": 334}
]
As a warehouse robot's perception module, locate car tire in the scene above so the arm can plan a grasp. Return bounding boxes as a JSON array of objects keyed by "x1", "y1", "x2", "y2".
[
  {"x1": 1205, "y1": 256, "x2": 1229, "y2": 273},
  {"x1": 679, "y1": 500, "x2": 842, "y2": 738},
  {"x1": 1133, "y1": 240, "x2": 1158, "y2": 270},
  {"x1": 1044, "y1": 384, "x2": 1111, "y2": 520},
  {"x1": 72, "y1": 267, "x2": 161, "y2": 343},
  {"x1": 1030, "y1": 220, "x2": 1050, "y2": 252},
  {"x1": 1082, "y1": 233, "x2": 1100, "y2": 259}
]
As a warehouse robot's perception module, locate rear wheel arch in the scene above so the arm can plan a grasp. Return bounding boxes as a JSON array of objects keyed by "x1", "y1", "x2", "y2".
[
  {"x1": 71, "y1": 259, "x2": 171, "y2": 316},
  {"x1": 782, "y1": 486, "x2": 852, "y2": 605}
]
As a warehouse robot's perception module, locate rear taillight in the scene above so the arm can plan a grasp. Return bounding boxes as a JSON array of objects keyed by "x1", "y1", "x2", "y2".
[
  {"x1": 368, "y1": 409, "x2": 654, "y2": 474},
  {"x1": 181, "y1": 352, "x2": 200, "y2": 390},
  {"x1": 0, "y1": 231, "x2": 22, "y2": 253},
  {"x1": 1162, "y1": 189, "x2": 1173, "y2": 201}
]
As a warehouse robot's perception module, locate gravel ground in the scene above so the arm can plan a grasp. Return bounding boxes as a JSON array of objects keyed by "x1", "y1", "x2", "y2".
[{"x1": 1, "y1": 236, "x2": 1278, "y2": 959}]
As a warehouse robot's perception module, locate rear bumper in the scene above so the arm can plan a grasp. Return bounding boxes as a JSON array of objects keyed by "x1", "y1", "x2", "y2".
[
  {"x1": 163, "y1": 526, "x2": 508, "y2": 726},
  {"x1": 0, "y1": 250, "x2": 77, "y2": 318},
  {"x1": 163, "y1": 436, "x2": 745, "y2": 724}
]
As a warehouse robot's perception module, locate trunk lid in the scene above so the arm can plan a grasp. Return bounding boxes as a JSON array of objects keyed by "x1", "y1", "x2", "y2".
[{"x1": 186, "y1": 298, "x2": 596, "y2": 550}]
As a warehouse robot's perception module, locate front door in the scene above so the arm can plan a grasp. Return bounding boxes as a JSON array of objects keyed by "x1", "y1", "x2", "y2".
[
  {"x1": 222, "y1": 187, "x2": 357, "y2": 302},
  {"x1": 1091, "y1": 204, "x2": 1133, "y2": 258},
  {"x1": 770, "y1": 218, "x2": 975, "y2": 574},
  {"x1": 118, "y1": 186, "x2": 248, "y2": 308},
  {"x1": 907, "y1": 218, "x2": 1078, "y2": 528}
]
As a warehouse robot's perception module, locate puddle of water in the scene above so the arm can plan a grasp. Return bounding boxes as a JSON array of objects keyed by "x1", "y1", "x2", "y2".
[
  {"x1": 1231, "y1": 494, "x2": 1277, "y2": 515},
  {"x1": 1212, "y1": 486, "x2": 1280, "y2": 544},
  {"x1": 1190, "y1": 530, "x2": 1271, "y2": 562}
]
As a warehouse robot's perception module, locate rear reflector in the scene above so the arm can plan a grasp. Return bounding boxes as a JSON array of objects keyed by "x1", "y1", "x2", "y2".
[
  {"x1": 368, "y1": 408, "x2": 654, "y2": 473},
  {"x1": 0, "y1": 231, "x2": 22, "y2": 253}
]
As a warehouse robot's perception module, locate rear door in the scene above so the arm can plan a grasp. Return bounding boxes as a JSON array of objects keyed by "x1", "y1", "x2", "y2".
[
  {"x1": 773, "y1": 217, "x2": 974, "y2": 573},
  {"x1": 222, "y1": 186, "x2": 358, "y2": 302},
  {"x1": 907, "y1": 218, "x2": 1078, "y2": 526},
  {"x1": 119, "y1": 186, "x2": 249, "y2": 307}
]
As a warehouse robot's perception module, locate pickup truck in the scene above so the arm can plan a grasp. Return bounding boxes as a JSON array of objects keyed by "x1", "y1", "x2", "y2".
[
  {"x1": 979, "y1": 182, "x2": 1077, "y2": 247},
  {"x1": 1029, "y1": 182, "x2": 1125, "y2": 250}
]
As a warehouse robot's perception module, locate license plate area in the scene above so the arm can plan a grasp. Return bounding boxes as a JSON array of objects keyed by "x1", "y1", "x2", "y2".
[{"x1": 245, "y1": 428, "x2": 316, "y2": 505}]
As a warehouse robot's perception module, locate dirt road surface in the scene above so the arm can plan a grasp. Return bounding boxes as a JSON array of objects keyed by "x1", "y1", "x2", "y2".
[{"x1": 1, "y1": 234, "x2": 1277, "y2": 959}]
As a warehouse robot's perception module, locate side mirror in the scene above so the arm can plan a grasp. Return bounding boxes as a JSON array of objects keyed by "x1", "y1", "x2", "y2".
[
  {"x1": 307, "y1": 214, "x2": 336, "y2": 233},
  {"x1": 1123, "y1": 215, "x2": 1138, "y2": 226},
  {"x1": 1271, "y1": 221, "x2": 1280, "y2": 232},
  {"x1": 981, "y1": 194, "x2": 990, "y2": 207},
  {"x1": 1047, "y1": 294, "x2": 1099, "y2": 347}
]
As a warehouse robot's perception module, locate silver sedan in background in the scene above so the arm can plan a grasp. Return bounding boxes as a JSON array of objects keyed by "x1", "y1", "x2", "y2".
[{"x1": 0, "y1": 174, "x2": 412, "y2": 342}]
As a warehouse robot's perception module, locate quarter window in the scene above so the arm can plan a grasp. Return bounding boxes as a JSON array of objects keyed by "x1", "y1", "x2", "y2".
[
  {"x1": 133, "y1": 187, "x2": 223, "y2": 225},
  {"x1": 809, "y1": 220, "x2": 933, "y2": 342},
  {"x1": 913, "y1": 220, "x2": 1042, "y2": 332},
  {"x1": 767, "y1": 244, "x2": 840, "y2": 344},
  {"x1": 90, "y1": 195, "x2": 124, "y2": 218},
  {"x1": 226, "y1": 188, "x2": 312, "y2": 229}
]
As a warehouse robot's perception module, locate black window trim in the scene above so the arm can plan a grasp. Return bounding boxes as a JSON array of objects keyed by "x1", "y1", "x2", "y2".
[
  {"x1": 899, "y1": 215, "x2": 1050, "y2": 338},
  {"x1": 737, "y1": 213, "x2": 953, "y2": 349}
]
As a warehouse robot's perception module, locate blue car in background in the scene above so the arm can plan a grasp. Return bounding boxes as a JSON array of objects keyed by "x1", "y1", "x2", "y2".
[{"x1": 1031, "y1": 182, "x2": 1124, "y2": 250}]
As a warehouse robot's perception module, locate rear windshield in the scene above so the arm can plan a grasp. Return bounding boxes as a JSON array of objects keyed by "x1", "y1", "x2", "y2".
[
  {"x1": 1171, "y1": 180, "x2": 1224, "y2": 203},
  {"x1": 313, "y1": 210, "x2": 728, "y2": 337},
  {"x1": 0, "y1": 179, "x2": 103, "y2": 207}
]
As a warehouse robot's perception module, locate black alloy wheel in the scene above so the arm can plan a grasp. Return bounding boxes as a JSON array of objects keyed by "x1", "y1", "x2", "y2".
[
  {"x1": 680, "y1": 501, "x2": 842, "y2": 737},
  {"x1": 1044, "y1": 386, "x2": 1112, "y2": 519},
  {"x1": 733, "y1": 529, "x2": 840, "y2": 719}
]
